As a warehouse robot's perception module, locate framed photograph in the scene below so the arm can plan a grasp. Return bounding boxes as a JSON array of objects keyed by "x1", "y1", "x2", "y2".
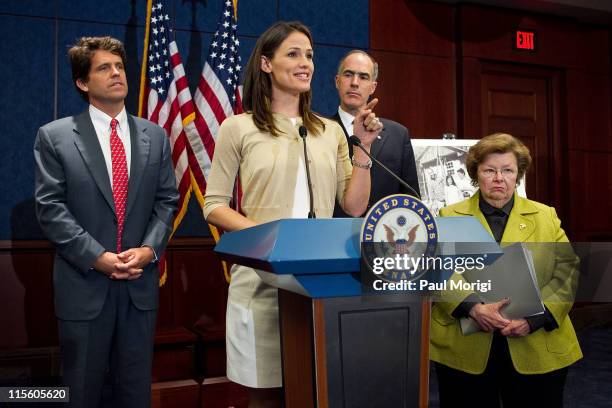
[{"x1": 411, "y1": 139, "x2": 527, "y2": 216}]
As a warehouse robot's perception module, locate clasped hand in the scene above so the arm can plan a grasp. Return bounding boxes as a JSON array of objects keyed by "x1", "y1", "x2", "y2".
[
  {"x1": 468, "y1": 298, "x2": 530, "y2": 337},
  {"x1": 92, "y1": 247, "x2": 155, "y2": 280}
]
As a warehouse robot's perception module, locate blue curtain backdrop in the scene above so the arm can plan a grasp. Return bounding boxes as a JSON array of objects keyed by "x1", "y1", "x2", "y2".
[{"x1": 0, "y1": 0, "x2": 368, "y2": 239}]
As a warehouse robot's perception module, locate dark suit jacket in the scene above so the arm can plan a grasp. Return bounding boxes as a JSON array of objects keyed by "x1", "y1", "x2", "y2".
[
  {"x1": 332, "y1": 112, "x2": 420, "y2": 217},
  {"x1": 34, "y1": 110, "x2": 179, "y2": 320}
]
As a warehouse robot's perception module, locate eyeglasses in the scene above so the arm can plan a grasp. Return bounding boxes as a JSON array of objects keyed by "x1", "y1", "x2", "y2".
[{"x1": 479, "y1": 168, "x2": 517, "y2": 179}]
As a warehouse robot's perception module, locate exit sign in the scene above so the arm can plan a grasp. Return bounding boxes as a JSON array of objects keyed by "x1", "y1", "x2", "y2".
[{"x1": 514, "y1": 30, "x2": 537, "y2": 51}]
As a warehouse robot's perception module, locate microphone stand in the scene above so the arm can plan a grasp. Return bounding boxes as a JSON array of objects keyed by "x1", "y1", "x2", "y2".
[
  {"x1": 349, "y1": 135, "x2": 421, "y2": 200},
  {"x1": 299, "y1": 126, "x2": 316, "y2": 218}
]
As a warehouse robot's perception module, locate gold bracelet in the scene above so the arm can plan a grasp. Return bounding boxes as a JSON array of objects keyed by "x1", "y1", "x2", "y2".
[{"x1": 351, "y1": 156, "x2": 372, "y2": 169}]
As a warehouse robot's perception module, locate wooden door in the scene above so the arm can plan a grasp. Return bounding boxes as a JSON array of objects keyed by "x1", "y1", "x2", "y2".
[{"x1": 462, "y1": 60, "x2": 563, "y2": 207}]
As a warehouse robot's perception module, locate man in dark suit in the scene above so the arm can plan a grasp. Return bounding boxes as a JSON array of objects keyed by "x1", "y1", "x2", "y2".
[
  {"x1": 332, "y1": 50, "x2": 420, "y2": 217},
  {"x1": 34, "y1": 36, "x2": 178, "y2": 407}
]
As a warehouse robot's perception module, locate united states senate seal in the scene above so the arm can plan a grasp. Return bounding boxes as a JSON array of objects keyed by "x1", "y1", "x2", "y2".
[{"x1": 361, "y1": 194, "x2": 438, "y2": 282}]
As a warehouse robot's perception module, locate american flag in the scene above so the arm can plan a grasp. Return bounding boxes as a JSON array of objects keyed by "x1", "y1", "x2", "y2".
[
  {"x1": 138, "y1": 0, "x2": 198, "y2": 285},
  {"x1": 191, "y1": 0, "x2": 243, "y2": 214}
]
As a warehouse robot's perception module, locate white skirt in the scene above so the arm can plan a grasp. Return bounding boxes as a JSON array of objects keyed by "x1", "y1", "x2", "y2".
[{"x1": 225, "y1": 264, "x2": 282, "y2": 388}]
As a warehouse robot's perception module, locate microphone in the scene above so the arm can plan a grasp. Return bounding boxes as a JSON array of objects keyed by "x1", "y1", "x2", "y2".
[
  {"x1": 348, "y1": 135, "x2": 421, "y2": 200},
  {"x1": 299, "y1": 125, "x2": 316, "y2": 218}
]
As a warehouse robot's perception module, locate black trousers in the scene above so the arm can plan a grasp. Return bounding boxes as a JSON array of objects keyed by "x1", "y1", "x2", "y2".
[
  {"x1": 436, "y1": 332, "x2": 568, "y2": 408},
  {"x1": 58, "y1": 281, "x2": 157, "y2": 408}
]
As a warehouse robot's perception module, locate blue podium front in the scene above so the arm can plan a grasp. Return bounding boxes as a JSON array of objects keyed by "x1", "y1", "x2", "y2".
[
  {"x1": 215, "y1": 217, "x2": 496, "y2": 408},
  {"x1": 215, "y1": 217, "x2": 497, "y2": 298}
]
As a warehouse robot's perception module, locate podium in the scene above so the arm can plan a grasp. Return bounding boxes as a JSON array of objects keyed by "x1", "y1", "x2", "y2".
[{"x1": 215, "y1": 217, "x2": 497, "y2": 408}]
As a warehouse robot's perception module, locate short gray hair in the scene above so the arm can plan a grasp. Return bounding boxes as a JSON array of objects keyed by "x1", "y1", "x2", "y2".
[{"x1": 337, "y1": 50, "x2": 379, "y2": 81}]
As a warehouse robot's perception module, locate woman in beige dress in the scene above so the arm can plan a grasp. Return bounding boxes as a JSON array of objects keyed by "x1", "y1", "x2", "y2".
[{"x1": 203, "y1": 21, "x2": 382, "y2": 407}]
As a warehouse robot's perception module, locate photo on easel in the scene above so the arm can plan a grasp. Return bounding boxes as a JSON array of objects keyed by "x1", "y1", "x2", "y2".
[{"x1": 411, "y1": 139, "x2": 527, "y2": 216}]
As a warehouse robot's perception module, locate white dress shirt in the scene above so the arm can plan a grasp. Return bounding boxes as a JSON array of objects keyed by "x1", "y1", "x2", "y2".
[
  {"x1": 89, "y1": 105, "x2": 158, "y2": 260},
  {"x1": 290, "y1": 117, "x2": 310, "y2": 218},
  {"x1": 337, "y1": 106, "x2": 355, "y2": 137},
  {"x1": 89, "y1": 104, "x2": 132, "y2": 186}
]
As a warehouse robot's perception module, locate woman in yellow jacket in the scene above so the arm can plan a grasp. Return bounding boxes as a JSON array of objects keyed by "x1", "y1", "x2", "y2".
[{"x1": 431, "y1": 133, "x2": 582, "y2": 408}]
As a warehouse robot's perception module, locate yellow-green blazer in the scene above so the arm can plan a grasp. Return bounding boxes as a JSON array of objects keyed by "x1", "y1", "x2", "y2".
[{"x1": 430, "y1": 191, "x2": 583, "y2": 374}]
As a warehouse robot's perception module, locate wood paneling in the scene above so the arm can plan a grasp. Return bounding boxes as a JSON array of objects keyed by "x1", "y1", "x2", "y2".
[
  {"x1": 369, "y1": 0, "x2": 457, "y2": 138},
  {"x1": 170, "y1": 247, "x2": 227, "y2": 334},
  {"x1": 200, "y1": 377, "x2": 249, "y2": 408},
  {"x1": 565, "y1": 69, "x2": 612, "y2": 152},
  {"x1": 487, "y1": 89, "x2": 536, "y2": 119},
  {"x1": 195, "y1": 338, "x2": 226, "y2": 378},
  {"x1": 460, "y1": 4, "x2": 610, "y2": 73},
  {"x1": 0, "y1": 346, "x2": 61, "y2": 384},
  {"x1": 369, "y1": 0, "x2": 612, "y2": 238},
  {"x1": 0, "y1": 248, "x2": 55, "y2": 348},
  {"x1": 567, "y1": 150, "x2": 612, "y2": 240},
  {"x1": 153, "y1": 328, "x2": 198, "y2": 382},
  {"x1": 371, "y1": 0, "x2": 455, "y2": 56},
  {"x1": 370, "y1": 50, "x2": 457, "y2": 138},
  {"x1": 278, "y1": 290, "x2": 316, "y2": 408},
  {"x1": 461, "y1": 57, "x2": 484, "y2": 138},
  {"x1": 151, "y1": 380, "x2": 200, "y2": 408},
  {"x1": 157, "y1": 237, "x2": 227, "y2": 337}
]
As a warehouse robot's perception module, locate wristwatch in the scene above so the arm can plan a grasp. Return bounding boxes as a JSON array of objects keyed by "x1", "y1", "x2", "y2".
[{"x1": 351, "y1": 156, "x2": 372, "y2": 170}]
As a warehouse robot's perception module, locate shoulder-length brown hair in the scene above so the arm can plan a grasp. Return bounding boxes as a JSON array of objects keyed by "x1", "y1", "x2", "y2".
[
  {"x1": 466, "y1": 133, "x2": 532, "y2": 186},
  {"x1": 242, "y1": 21, "x2": 324, "y2": 136}
]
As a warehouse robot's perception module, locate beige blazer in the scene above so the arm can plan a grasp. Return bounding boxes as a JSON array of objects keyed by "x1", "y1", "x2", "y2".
[
  {"x1": 203, "y1": 112, "x2": 353, "y2": 388},
  {"x1": 204, "y1": 112, "x2": 352, "y2": 223}
]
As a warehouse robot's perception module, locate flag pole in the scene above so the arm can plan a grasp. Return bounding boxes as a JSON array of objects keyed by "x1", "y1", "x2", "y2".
[{"x1": 138, "y1": 0, "x2": 153, "y2": 118}]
